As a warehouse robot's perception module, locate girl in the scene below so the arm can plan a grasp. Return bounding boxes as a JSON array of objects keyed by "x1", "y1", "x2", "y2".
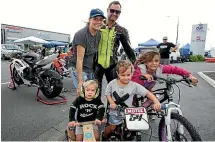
[
  {"x1": 132, "y1": 50, "x2": 198, "y2": 91},
  {"x1": 67, "y1": 80, "x2": 105, "y2": 141},
  {"x1": 131, "y1": 50, "x2": 198, "y2": 108},
  {"x1": 103, "y1": 60, "x2": 161, "y2": 140}
]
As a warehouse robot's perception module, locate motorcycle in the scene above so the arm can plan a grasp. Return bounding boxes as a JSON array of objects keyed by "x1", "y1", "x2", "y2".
[
  {"x1": 50, "y1": 54, "x2": 71, "y2": 79},
  {"x1": 11, "y1": 52, "x2": 63, "y2": 99}
]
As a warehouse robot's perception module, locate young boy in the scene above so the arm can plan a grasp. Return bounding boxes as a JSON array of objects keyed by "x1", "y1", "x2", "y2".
[
  {"x1": 103, "y1": 60, "x2": 161, "y2": 139},
  {"x1": 67, "y1": 80, "x2": 105, "y2": 141}
]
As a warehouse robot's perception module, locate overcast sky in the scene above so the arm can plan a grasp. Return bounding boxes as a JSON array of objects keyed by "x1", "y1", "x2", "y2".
[{"x1": 0, "y1": 0, "x2": 214, "y2": 50}]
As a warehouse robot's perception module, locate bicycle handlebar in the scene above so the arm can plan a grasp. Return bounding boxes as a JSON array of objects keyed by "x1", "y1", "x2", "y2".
[
  {"x1": 139, "y1": 75, "x2": 192, "y2": 87},
  {"x1": 78, "y1": 121, "x2": 95, "y2": 126}
]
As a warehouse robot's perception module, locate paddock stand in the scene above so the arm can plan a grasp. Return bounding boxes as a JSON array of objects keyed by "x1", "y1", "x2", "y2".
[{"x1": 7, "y1": 62, "x2": 67, "y2": 105}]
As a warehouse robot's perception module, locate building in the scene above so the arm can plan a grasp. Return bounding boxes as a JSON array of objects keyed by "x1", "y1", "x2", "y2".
[{"x1": 1, "y1": 24, "x2": 70, "y2": 44}]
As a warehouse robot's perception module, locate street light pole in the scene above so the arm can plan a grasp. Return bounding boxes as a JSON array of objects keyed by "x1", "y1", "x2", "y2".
[
  {"x1": 166, "y1": 16, "x2": 180, "y2": 44},
  {"x1": 176, "y1": 16, "x2": 179, "y2": 44}
]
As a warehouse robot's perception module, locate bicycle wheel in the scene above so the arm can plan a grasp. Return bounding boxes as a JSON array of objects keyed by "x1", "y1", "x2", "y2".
[{"x1": 158, "y1": 112, "x2": 202, "y2": 141}]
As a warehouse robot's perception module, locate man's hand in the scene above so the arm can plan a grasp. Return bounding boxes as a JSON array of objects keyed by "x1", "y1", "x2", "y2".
[
  {"x1": 188, "y1": 74, "x2": 198, "y2": 86},
  {"x1": 171, "y1": 47, "x2": 178, "y2": 52}
]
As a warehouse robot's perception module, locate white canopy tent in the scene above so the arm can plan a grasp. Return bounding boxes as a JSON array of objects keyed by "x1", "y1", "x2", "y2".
[{"x1": 14, "y1": 36, "x2": 50, "y2": 44}]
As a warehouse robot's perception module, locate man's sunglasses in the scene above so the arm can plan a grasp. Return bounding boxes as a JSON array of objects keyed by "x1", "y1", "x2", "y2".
[
  {"x1": 109, "y1": 9, "x2": 121, "y2": 14},
  {"x1": 163, "y1": 39, "x2": 167, "y2": 40}
]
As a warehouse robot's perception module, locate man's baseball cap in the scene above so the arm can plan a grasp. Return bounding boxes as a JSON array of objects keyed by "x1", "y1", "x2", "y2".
[
  {"x1": 163, "y1": 36, "x2": 168, "y2": 40},
  {"x1": 90, "y1": 8, "x2": 106, "y2": 19}
]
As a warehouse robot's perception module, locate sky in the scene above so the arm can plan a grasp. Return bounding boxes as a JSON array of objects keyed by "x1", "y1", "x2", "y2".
[{"x1": 0, "y1": 0, "x2": 215, "y2": 50}]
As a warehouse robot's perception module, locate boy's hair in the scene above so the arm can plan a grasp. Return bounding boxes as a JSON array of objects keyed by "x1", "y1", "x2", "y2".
[
  {"x1": 136, "y1": 50, "x2": 160, "y2": 64},
  {"x1": 83, "y1": 80, "x2": 98, "y2": 89},
  {"x1": 116, "y1": 60, "x2": 133, "y2": 74}
]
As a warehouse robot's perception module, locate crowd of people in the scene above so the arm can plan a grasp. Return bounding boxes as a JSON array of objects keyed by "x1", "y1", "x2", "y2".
[{"x1": 60, "y1": 1, "x2": 199, "y2": 141}]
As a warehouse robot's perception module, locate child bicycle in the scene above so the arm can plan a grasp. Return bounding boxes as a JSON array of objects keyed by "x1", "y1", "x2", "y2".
[
  {"x1": 66, "y1": 121, "x2": 97, "y2": 142},
  {"x1": 134, "y1": 75, "x2": 202, "y2": 141},
  {"x1": 102, "y1": 103, "x2": 153, "y2": 141}
]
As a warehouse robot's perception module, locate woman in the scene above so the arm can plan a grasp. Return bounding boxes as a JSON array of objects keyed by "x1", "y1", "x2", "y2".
[{"x1": 69, "y1": 8, "x2": 106, "y2": 95}]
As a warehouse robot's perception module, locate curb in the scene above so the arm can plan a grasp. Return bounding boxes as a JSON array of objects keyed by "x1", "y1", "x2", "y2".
[{"x1": 197, "y1": 72, "x2": 215, "y2": 88}]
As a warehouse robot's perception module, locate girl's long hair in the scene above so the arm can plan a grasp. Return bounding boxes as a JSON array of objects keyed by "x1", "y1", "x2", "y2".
[{"x1": 135, "y1": 50, "x2": 160, "y2": 65}]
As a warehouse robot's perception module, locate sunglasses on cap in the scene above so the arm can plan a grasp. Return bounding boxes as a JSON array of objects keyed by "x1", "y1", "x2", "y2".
[{"x1": 109, "y1": 9, "x2": 121, "y2": 14}]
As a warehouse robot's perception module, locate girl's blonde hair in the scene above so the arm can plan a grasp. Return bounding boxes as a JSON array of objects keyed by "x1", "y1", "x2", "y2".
[
  {"x1": 136, "y1": 50, "x2": 160, "y2": 65},
  {"x1": 83, "y1": 80, "x2": 98, "y2": 89}
]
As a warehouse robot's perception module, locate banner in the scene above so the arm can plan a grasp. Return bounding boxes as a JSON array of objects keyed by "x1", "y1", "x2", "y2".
[{"x1": 190, "y1": 23, "x2": 208, "y2": 56}]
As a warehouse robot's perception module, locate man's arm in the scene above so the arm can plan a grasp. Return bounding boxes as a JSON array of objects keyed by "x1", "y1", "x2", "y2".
[
  {"x1": 120, "y1": 28, "x2": 136, "y2": 64},
  {"x1": 170, "y1": 43, "x2": 178, "y2": 52}
]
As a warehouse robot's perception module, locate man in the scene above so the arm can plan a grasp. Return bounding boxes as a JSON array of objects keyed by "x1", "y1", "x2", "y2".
[
  {"x1": 157, "y1": 36, "x2": 178, "y2": 64},
  {"x1": 41, "y1": 46, "x2": 46, "y2": 59},
  {"x1": 94, "y1": 1, "x2": 136, "y2": 96}
]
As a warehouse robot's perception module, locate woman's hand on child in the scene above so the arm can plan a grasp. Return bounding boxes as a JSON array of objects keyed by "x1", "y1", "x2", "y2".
[
  {"x1": 153, "y1": 101, "x2": 161, "y2": 111},
  {"x1": 188, "y1": 74, "x2": 198, "y2": 86},
  {"x1": 110, "y1": 103, "x2": 117, "y2": 110},
  {"x1": 94, "y1": 119, "x2": 102, "y2": 125},
  {"x1": 77, "y1": 81, "x2": 83, "y2": 96}
]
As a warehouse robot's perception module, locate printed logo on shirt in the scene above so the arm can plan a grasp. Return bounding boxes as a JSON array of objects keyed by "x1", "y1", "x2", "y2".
[
  {"x1": 85, "y1": 109, "x2": 93, "y2": 113},
  {"x1": 160, "y1": 45, "x2": 168, "y2": 49},
  {"x1": 80, "y1": 113, "x2": 94, "y2": 117},
  {"x1": 80, "y1": 104, "x2": 97, "y2": 109}
]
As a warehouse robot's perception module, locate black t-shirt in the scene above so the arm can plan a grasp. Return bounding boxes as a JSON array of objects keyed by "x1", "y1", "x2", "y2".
[
  {"x1": 69, "y1": 96, "x2": 105, "y2": 122},
  {"x1": 157, "y1": 42, "x2": 176, "y2": 58}
]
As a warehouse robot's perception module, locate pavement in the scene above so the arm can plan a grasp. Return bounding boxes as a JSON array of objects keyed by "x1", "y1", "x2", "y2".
[{"x1": 1, "y1": 60, "x2": 215, "y2": 141}]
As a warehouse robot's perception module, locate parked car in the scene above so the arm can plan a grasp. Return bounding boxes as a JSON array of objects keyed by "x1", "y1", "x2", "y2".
[{"x1": 1, "y1": 44, "x2": 23, "y2": 60}]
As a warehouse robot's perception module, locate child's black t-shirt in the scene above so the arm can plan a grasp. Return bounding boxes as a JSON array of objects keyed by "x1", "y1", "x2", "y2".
[{"x1": 69, "y1": 96, "x2": 105, "y2": 122}]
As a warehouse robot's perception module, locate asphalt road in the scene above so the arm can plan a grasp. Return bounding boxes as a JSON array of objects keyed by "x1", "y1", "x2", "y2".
[{"x1": 1, "y1": 60, "x2": 215, "y2": 141}]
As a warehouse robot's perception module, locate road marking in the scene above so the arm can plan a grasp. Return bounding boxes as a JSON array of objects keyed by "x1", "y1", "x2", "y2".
[
  {"x1": 1, "y1": 82, "x2": 11, "y2": 85},
  {"x1": 197, "y1": 72, "x2": 215, "y2": 88}
]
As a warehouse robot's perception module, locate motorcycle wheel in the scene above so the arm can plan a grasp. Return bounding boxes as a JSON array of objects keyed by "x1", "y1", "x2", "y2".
[
  {"x1": 40, "y1": 69, "x2": 63, "y2": 99},
  {"x1": 13, "y1": 68, "x2": 24, "y2": 85}
]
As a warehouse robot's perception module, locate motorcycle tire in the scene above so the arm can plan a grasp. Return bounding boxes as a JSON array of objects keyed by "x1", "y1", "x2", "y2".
[
  {"x1": 13, "y1": 68, "x2": 24, "y2": 85},
  {"x1": 40, "y1": 69, "x2": 63, "y2": 99}
]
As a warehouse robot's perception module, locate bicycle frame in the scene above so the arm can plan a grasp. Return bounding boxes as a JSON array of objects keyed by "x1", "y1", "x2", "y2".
[{"x1": 153, "y1": 82, "x2": 185, "y2": 141}]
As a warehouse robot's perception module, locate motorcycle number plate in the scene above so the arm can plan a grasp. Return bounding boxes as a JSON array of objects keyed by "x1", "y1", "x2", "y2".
[{"x1": 125, "y1": 107, "x2": 149, "y2": 130}]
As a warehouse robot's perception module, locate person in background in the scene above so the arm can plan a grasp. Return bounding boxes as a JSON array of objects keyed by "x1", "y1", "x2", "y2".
[
  {"x1": 157, "y1": 36, "x2": 178, "y2": 65},
  {"x1": 64, "y1": 45, "x2": 69, "y2": 53},
  {"x1": 41, "y1": 46, "x2": 46, "y2": 59}
]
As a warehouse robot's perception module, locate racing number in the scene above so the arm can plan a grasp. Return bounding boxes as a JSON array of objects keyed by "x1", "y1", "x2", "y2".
[{"x1": 129, "y1": 114, "x2": 144, "y2": 121}]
